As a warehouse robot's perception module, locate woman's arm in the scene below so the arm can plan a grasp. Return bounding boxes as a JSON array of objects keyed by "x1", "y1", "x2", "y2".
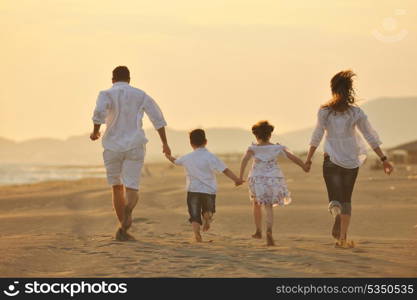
[
  {"x1": 309, "y1": 109, "x2": 326, "y2": 149},
  {"x1": 356, "y1": 110, "x2": 393, "y2": 175},
  {"x1": 239, "y1": 150, "x2": 253, "y2": 179},
  {"x1": 306, "y1": 109, "x2": 326, "y2": 171},
  {"x1": 305, "y1": 145, "x2": 317, "y2": 171},
  {"x1": 283, "y1": 149, "x2": 309, "y2": 172},
  {"x1": 372, "y1": 146, "x2": 394, "y2": 175}
]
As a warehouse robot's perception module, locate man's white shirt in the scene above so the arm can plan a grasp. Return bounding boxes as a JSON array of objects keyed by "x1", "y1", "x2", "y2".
[{"x1": 92, "y1": 82, "x2": 167, "y2": 152}]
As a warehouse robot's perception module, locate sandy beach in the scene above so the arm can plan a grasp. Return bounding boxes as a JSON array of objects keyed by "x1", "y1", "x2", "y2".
[{"x1": 0, "y1": 159, "x2": 416, "y2": 278}]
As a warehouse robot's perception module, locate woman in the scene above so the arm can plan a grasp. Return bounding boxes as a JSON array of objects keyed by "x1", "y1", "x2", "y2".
[{"x1": 305, "y1": 70, "x2": 393, "y2": 248}]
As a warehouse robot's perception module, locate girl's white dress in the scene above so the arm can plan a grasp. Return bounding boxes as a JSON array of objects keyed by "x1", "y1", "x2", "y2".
[{"x1": 247, "y1": 144, "x2": 292, "y2": 207}]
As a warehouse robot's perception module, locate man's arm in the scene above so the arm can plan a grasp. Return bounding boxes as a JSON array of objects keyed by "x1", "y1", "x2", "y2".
[
  {"x1": 90, "y1": 91, "x2": 108, "y2": 141},
  {"x1": 157, "y1": 127, "x2": 171, "y2": 156},
  {"x1": 143, "y1": 94, "x2": 170, "y2": 156},
  {"x1": 90, "y1": 124, "x2": 101, "y2": 141}
]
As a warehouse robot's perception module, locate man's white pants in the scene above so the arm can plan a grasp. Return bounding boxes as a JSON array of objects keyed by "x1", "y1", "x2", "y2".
[{"x1": 103, "y1": 145, "x2": 145, "y2": 190}]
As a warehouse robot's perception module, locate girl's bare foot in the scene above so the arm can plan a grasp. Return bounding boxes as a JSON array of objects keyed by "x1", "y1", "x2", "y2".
[
  {"x1": 266, "y1": 231, "x2": 275, "y2": 246},
  {"x1": 124, "y1": 231, "x2": 136, "y2": 241},
  {"x1": 332, "y1": 215, "x2": 341, "y2": 239},
  {"x1": 252, "y1": 230, "x2": 262, "y2": 239},
  {"x1": 115, "y1": 227, "x2": 128, "y2": 241}
]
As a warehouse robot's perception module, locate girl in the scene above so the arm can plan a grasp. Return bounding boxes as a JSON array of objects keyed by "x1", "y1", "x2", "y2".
[
  {"x1": 305, "y1": 70, "x2": 393, "y2": 248},
  {"x1": 240, "y1": 121, "x2": 308, "y2": 246}
]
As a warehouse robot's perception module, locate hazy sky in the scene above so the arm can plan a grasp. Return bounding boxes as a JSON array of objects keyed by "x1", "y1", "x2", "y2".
[{"x1": 1, "y1": 0, "x2": 416, "y2": 141}]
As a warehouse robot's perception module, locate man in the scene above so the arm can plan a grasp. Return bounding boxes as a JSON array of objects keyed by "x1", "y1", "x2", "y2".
[{"x1": 90, "y1": 66, "x2": 170, "y2": 241}]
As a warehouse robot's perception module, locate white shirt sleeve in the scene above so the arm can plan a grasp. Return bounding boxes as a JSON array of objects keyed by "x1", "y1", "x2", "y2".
[
  {"x1": 309, "y1": 108, "x2": 327, "y2": 147},
  {"x1": 174, "y1": 156, "x2": 185, "y2": 166},
  {"x1": 277, "y1": 144, "x2": 288, "y2": 158},
  {"x1": 356, "y1": 109, "x2": 382, "y2": 149},
  {"x1": 209, "y1": 155, "x2": 227, "y2": 173},
  {"x1": 143, "y1": 93, "x2": 167, "y2": 130},
  {"x1": 92, "y1": 91, "x2": 110, "y2": 124}
]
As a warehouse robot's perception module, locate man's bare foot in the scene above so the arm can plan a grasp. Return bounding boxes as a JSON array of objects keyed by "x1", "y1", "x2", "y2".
[
  {"x1": 252, "y1": 230, "x2": 262, "y2": 239},
  {"x1": 332, "y1": 215, "x2": 341, "y2": 240},
  {"x1": 266, "y1": 232, "x2": 275, "y2": 246},
  {"x1": 115, "y1": 227, "x2": 128, "y2": 241},
  {"x1": 122, "y1": 205, "x2": 134, "y2": 231}
]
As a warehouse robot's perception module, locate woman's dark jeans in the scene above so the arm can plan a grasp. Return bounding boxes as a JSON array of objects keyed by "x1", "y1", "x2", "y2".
[{"x1": 323, "y1": 156, "x2": 359, "y2": 215}]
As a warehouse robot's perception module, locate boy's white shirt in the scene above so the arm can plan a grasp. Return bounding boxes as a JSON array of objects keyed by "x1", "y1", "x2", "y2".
[
  {"x1": 92, "y1": 82, "x2": 167, "y2": 152},
  {"x1": 174, "y1": 147, "x2": 227, "y2": 195}
]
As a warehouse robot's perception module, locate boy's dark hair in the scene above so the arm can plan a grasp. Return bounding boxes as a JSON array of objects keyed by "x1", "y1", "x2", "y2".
[
  {"x1": 252, "y1": 120, "x2": 274, "y2": 141},
  {"x1": 189, "y1": 129, "x2": 207, "y2": 146},
  {"x1": 112, "y1": 66, "x2": 130, "y2": 81}
]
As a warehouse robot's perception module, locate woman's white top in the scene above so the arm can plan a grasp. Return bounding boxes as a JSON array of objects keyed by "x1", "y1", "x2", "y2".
[
  {"x1": 309, "y1": 106, "x2": 382, "y2": 169},
  {"x1": 248, "y1": 144, "x2": 287, "y2": 178}
]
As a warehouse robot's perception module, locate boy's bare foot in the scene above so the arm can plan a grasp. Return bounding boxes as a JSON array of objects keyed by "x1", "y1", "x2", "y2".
[
  {"x1": 252, "y1": 230, "x2": 262, "y2": 239},
  {"x1": 195, "y1": 232, "x2": 203, "y2": 242},
  {"x1": 202, "y1": 213, "x2": 213, "y2": 232},
  {"x1": 332, "y1": 215, "x2": 341, "y2": 239},
  {"x1": 266, "y1": 232, "x2": 275, "y2": 246}
]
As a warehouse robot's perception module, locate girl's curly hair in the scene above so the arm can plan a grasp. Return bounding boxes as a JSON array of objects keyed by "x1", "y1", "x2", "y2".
[{"x1": 252, "y1": 120, "x2": 274, "y2": 141}]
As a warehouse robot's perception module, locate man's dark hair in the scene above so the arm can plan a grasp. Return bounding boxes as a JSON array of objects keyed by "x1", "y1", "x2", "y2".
[
  {"x1": 112, "y1": 66, "x2": 130, "y2": 81},
  {"x1": 189, "y1": 129, "x2": 207, "y2": 146}
]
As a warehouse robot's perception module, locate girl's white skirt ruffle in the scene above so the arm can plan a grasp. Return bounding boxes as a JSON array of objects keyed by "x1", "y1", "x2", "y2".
[{"x1": 248, "y1": 176, "x2": 292, "y2": 207}]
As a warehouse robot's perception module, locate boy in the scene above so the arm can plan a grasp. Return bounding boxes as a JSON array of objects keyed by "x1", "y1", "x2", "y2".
[{"x1": 165, "y1": 129, "x2": 243, "y2": 242}]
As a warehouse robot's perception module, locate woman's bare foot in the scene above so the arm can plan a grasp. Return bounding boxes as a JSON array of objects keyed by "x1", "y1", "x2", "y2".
[
  {"x1": 252, "y1": 229, "x2": 262, "y2": 239},
  {"x1": 335, "y1": 239, "x2": 355, "y2": 249},
  {"x1": 266, "y1": 231, "x2": 275, "y2": 246},
  {"x1": 332, "y1": 215, "x2": 341, "y2": 239}
]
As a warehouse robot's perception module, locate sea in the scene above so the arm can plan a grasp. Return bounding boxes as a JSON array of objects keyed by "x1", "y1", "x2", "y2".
[{"x1": 0, "y1": 164, "x2": 106, "y2": 186}]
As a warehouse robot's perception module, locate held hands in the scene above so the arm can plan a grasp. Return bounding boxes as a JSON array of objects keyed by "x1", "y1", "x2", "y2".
[
  {"x1": 303, "y1": 160, "x2": 312, "y2": 173},
  {"x1": 90, "y1": 131, "x2": 101, "y2": 141},
  {"x1": 234, "y1": 177, "x2": 245, "y2": 187}
]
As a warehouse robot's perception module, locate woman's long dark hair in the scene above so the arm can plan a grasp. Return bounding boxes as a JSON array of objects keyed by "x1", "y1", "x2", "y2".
[{"x1": 322, "y1": 70, "x2": 356, "y2": 112}]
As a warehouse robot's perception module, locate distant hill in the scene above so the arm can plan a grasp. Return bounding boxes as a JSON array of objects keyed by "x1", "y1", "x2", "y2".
[{"x1": 1, "y1": 97, "x2": 416, "y2": 165}]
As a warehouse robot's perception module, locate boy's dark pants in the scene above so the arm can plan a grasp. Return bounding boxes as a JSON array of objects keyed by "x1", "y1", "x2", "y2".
[{"x1": 187, "y1": 192, "x2": 216, "y2": 225}]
